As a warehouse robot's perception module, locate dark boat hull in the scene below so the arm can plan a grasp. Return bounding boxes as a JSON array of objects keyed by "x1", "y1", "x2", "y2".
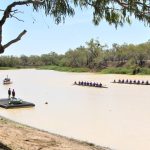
[
  {"x1": 3, "y1": 81, "x2": 12, "y2": 85},
  {"x1": 112, "y1": 82, "x2": 150, "y2": 85},
  {"x1": 74, "y1": 83, "x2": 108, "y2": 88},
  {"x1": 0, "y1": 98, "x2": 35, "y2": 109}
]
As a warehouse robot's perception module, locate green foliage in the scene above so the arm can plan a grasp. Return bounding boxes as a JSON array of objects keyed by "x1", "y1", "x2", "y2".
[
  {"x1": 31, "y1": 0, "x2": 150, "y2": 27},
  {"x1": 38, "y1": 65, "x2": 90, "y2": 72},
  {"x1": 100, "y1": 67, "x2": 133, "y2": 74},
  {"x1": 1, "y1": 39, "x2": 150, "y2": 74},
  {"x1": 138, "y1": 68, "x2": 150, "y2": 75}
]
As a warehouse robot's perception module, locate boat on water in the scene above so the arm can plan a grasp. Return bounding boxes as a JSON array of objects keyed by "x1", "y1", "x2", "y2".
[
  {"x1": 0, "y1": 97, "x2": 35, "y2": 108},
  {"x1": 74, "y1": 81, "x2": 108, "y2": 88},
  {"x1": 112, "y1": 79, "x2": 150, "y2": 85},
  {"x1": 9, "y1": 98, "x2": 23, "y2": 105},
  {"x1": 3, "y1": 76, "x2": 12, "y2": 85}
]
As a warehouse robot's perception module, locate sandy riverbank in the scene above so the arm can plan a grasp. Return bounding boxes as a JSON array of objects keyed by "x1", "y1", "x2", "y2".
[{"x1": 0, "y1": 116, "x2": 111, "y2": 150}]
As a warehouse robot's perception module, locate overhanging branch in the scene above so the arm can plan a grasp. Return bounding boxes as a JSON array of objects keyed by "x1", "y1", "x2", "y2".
[
  {"x1": 3, "y1": 30, "x2": 27, "y2": 50},
  {"x1": 0, "y1": 0, "x2": 43, "y2": 26}
]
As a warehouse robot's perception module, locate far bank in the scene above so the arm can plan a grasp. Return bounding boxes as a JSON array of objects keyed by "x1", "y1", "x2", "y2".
[{"x1": 1, "y1": 66, "x2": 150, "y2": 75}]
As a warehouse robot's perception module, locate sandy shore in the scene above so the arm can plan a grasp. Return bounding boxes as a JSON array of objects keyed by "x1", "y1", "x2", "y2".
[{"x1": 0, "y1": 116, "x2": 111, "y2": 150}]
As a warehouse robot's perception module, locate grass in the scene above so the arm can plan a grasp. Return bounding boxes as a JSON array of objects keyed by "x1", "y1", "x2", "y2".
[
  {"x1": 137, "y1": 68, "x2": 150, "y2": 75},
  {"x1": 100, "y1": 67, "x2": 133, "y2": 74},
  {"x1": 0, "y1": 67, "x2": 18, "y2": 70},
  {"x1": 2, "y1": 65, "x2": 150, "y2": 75},
  {"x1": 0, "y1": 66, "x2": 35, "y2": 70},
  {"x1": 37, "y1": 65, "x2": 90, "y2": 72}
]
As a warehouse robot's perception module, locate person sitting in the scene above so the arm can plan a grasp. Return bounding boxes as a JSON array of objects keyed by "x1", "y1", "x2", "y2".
[
  {"x1": 141, "y1": 81, "x2": 144, "y2": 84},
  {"x1": 87, "y1": 82, "x2": 89, "y2": 86},
  {"x1": 137, "y1": 80, "x2": 140, "y2": 84},
  {"x1": 99, "y1": 83, "x2": 102, "y2": 87},
  {"x1": 133, "y1": 80, "x2": 136, "y2": 84},
  {"x1": 118, "y1": 79, "x2": 121, "y2": 83},
  {"x1": 113, "y1": 80, "x2": 116, "y2": 83},
  {"x1": 83, "y1": 81, "x2": 86, "y2": 86},
  {"x1": 92, "y1": 82, "x2": 95, "y2": 86},
  {"x1": 122, "y1": 79, "x2": 124, "y2": 83},
  {"x1": 74, "y1": 81, "x2": 77, "y2": 85},
  {"x1": 78, "y1": 81, "x2": 81, "y2": 85},
  {"x1": 125, "y1": 79, "x2": 128, "y2": 83},
  {"x1": 129, "y1": 80, "x2": 132, "y2": 84},
  {"x1": 90, "y1": 82, "x2": 92, "y2": 86},
  {"x1": 145, "y1": 80, "x2": 149, "y2": 85}
]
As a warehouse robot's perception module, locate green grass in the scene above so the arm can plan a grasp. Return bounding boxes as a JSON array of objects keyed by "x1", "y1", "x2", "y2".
[
  {"x1": 0, "y1": 67, "x2": 18, "y2": 70},
  {"x1": 37, "y1": 65, "x2": 90, "y2": 72},
  {"x1": 100, "y1": 67, "x2": 133, "y2": 74},
  {"x1": 0, "y1": 66, "x2": 39, "y2": 70},
  {"x1": 137, "y1": 68, "x2": 150, "y2": 75},
  {"x1": 2, "y1": 65, "x2": 150, "y2": 75}
]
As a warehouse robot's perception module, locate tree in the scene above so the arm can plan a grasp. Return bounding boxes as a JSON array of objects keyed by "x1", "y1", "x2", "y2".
[
  {"x1": 0, "y1": 0, "x2": 75, "y2": 54},
  {"x1": 1, "y1": 0, "x2": 150, "y2": 54}
]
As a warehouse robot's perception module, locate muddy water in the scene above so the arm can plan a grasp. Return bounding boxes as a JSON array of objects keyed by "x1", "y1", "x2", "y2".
[{"x1": 0, "y1": 69, "x2": 150, "y2": 150}]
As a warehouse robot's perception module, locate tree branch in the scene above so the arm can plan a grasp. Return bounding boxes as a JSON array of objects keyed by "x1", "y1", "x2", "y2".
[
  {"x1": 114, "y1": 0, "x2": 129, "y2": 8},
  {"x1": 0, "y1": 0, "x2": 43, "y2": 53},
  {"x1": 10, "y1": 14, "x2": 24, "y2": 22},
  {"x1": 0, "y1": 0, "x2": 43, "y2": 26},
  {"x1": 114, "y1": 0, "x2": 150, "y2": 9},
  {"x1": 3, "y1": 30, "x2": 27, "y2": 50}
]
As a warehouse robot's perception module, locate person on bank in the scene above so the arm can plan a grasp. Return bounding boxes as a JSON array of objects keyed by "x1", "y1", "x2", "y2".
[
  {"x1": 12, "y1": 89, "x2": 15, "y2": 98},
  {"x1": 8, "y1": 88, "x2": 11, "y2": 99}
]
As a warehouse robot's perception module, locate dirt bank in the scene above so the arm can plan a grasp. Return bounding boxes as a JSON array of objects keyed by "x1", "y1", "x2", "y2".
[{"x1": 0, "y1": 116, "x2": 111, "y2": 150}]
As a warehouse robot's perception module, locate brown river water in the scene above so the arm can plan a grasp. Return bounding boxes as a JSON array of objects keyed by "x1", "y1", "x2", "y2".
[{"x1": 0, "y1": 69, "x2": 150, "y2": 150}]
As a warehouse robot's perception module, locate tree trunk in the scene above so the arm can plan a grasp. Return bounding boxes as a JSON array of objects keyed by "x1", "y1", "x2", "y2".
[{"x1": 0, "y1": 45, "x2": 4, "y2": 54}]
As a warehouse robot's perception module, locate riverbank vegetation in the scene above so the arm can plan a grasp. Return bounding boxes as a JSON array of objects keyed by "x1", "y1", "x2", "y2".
[{"x1": 1, "y1": 39, "x2": 150, "y2": 74}]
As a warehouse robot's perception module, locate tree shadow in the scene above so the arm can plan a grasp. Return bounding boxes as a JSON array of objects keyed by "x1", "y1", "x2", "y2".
[{"x1": 0, "y1": 142, "x2": 11, "y2": 150}]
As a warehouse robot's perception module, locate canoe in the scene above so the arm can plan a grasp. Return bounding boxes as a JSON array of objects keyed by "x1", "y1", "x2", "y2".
[
  {"x1": 74, "y1": 83, "x2": 108, "y2": 88},
  {"x1": 112, "y1": 81, "x2": 150, "y2": 85}
]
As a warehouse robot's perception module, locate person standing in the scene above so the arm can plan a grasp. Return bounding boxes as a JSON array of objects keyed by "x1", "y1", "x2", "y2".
[
  {"x1": 12, "y1": 89, "x2": 15, "y2": 98},
  {"x1": 8, "y1": 88, "x2": 11, "y2": 99}
]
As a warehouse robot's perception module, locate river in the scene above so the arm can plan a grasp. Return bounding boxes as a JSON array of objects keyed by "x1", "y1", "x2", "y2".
[{"x1": 0, "y1": 69, "x2": 150, "y2": 150}]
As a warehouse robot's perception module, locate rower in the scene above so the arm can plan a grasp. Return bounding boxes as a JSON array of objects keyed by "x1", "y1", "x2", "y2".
[
  {"x1": 99, "y1": 83, "x2": 102, "y2": 87},
  {"x1": 83, "y1": 81, "x2": 86, "y2": 86},
  {"x1": 125, "y1": 79, "x2": 128, "y2": 83},
  {"x1": 141, "y1": 81, "x2": 144, "y2": 84},
  {"x1": 137, "y1": 80, "x2": 140, "y2": 84},
  {"x1": 146, "y1": 80, "x2": 149, "y2": 85},
  {"x1": 93, "y1": 82, "x2": 95, "y2": 86},
  {"x1": 89, "y1": 82, "x2": 92, "y2": 86}
]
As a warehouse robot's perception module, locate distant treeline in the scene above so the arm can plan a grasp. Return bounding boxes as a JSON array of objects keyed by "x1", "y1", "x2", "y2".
[{"x1": 1, "y1": 39, "x2": 150, "y2": 74}]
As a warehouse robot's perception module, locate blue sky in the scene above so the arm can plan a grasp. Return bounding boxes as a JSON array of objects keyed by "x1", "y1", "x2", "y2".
[{"x1": 1, "y1": 1, "x2": 150, "y2": 56}]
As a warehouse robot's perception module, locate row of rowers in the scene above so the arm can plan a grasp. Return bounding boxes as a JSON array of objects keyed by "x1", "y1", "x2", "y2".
[
  {"x1": 113, "y1": 79, "x2": 150, "y2": 85},
  {"x1": 74, "y1": 81, "x2": 103, "y2": 87}
]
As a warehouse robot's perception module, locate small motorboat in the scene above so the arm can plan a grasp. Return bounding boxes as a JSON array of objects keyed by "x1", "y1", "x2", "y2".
[
  {"x1": 9, "y1": 98, "x2": 23, "y2": 105},
  {"x1": 3, "y1": 76, "x2": 12, "y2": 85}
]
